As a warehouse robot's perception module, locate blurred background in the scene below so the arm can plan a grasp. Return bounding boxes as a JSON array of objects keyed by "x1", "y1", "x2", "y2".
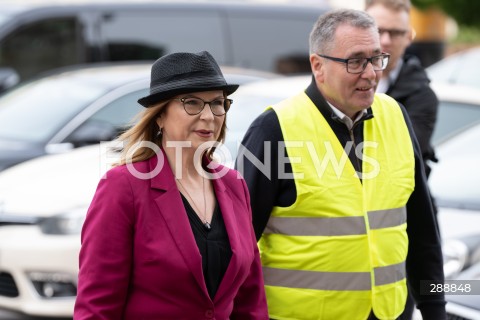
[
  {"x1": 0, "y1": 0, "x2": 480, "y2": 319},
  {"x1": 313, "y1": 0, "x2": 480, "y2": 67}
]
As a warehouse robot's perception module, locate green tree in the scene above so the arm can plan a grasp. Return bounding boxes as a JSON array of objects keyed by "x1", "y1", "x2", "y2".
[{"x1": 412, "y1": 0, "x2": 480, "y2": 28}]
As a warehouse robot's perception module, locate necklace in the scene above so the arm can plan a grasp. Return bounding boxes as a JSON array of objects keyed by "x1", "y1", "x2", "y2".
[{"x1": 176, "y1": 176, "x2": 211, "y2": 231}]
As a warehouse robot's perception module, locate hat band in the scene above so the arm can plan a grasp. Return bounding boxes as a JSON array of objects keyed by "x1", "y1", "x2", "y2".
[{"x1": 151, "y1": 69, "x2": 226, "y2": 88}]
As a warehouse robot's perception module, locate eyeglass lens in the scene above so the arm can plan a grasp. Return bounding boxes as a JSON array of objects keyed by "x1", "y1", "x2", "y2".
[
  {"x1": 182, "y1": 97, "x2": 231, "y2": 116},
  {"x1": 347, "y1": 55, "x2": 388, "y2": 73}
]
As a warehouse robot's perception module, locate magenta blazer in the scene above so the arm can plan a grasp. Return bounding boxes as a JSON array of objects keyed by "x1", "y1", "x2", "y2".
[{"x1": 74, "y1": 153, "x2": 268, "y2": 320}]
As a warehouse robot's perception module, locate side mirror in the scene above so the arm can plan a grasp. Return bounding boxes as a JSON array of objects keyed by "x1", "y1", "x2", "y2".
[
  {"x1": 0, "y1": 67, "x2": 20, "y2": 93},
  {"x1": 66, "y1": 120, "x2": 118, "y2": 147}
]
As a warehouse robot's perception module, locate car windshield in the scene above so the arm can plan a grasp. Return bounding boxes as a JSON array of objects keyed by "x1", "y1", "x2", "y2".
[
  {"x1": 427, "y1": 48, "x2": 480, "y2": 89},
  {"x1": 429, "y1": 122, "x2": 480, "y2": 210},
  {"x1": 431, "y1": 100, "x2": 480, "y2": 145},
  {"x1": 0, "y1": 77, "x2": 108, "y2": 143}
]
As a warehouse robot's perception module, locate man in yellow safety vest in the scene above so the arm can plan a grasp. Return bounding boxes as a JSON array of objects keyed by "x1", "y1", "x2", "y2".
[{"x1": 236, "y1": 8, "x2": 446, "y2": 320}]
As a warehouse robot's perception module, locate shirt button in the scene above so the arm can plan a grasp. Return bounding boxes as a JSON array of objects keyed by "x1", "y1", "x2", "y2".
[{"x1": 205, "y1": 309, "x2": 214, "y2": 318}]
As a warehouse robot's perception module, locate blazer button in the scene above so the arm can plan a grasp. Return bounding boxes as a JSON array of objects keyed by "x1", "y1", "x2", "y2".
[{"x1": 205, "y1": 309, "x2": 214, "y2": 318}]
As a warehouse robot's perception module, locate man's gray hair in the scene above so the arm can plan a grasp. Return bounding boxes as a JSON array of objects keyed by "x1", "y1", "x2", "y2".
[
  {"x1": 309, "y1": 9, "x2": 377, "y2": 55},
  {"x1": 365, "y1": 0, "x2": 411, "y2": 12}
]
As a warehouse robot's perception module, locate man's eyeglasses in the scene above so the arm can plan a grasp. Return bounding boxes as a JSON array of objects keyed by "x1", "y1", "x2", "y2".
[
  {"x1": 378, "y1": 28, "x2": 408, "y2": 39},
  {"x1": 316, "y1": 53, "x2": 390, "y2": 74},
  {"x1": 172, "y1": 97, "x2": 232, "y2": 116}
]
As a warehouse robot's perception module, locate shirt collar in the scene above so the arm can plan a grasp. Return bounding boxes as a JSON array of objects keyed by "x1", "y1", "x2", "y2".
[
  {"x1": 305, "y1": 76, "x2": 374, "y2": 128},
  {"x1": 329, "y1": 103, "x2": 368, "y2": 130},
  {"x1": 377, "y1": 58, "x2": 403, "y2": 93}
]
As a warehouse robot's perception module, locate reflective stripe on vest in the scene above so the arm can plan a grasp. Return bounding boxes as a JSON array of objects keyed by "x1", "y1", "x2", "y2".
[
  {"x1": 264, "y1": 207, "x2": 406, "y2": 236},
  {"x1": 260, "y1": 92, "x2": 414, "y2": 320},
  {"x1": 263, "y1": 261, "x2": 406, "y2": 290}
]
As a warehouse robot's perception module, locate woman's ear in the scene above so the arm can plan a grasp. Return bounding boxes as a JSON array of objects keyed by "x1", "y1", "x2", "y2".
[{"x1": 156, "y1": 114, "x2": 163, "y2": 130}]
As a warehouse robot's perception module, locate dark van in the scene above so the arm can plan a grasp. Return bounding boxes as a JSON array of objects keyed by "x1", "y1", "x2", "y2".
[{"x1": 0, "y1": 0, "x2": 330, "y2": 86}]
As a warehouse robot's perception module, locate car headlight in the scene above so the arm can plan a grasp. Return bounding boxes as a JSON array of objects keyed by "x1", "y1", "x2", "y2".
[
  {"x1": 38, "y1": 208, "x2": 86, "y2": 235},
  {"x1": 443, "y1": 238, "x2": 469, "y2": 279}
]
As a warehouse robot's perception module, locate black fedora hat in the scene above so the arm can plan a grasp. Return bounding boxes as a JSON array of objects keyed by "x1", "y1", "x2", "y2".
[{"x1": 138, "y1": 51, "x2": 239, "y2": 107}]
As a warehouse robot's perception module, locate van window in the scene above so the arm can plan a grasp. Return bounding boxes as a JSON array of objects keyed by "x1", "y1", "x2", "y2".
[
  {"x1": 99, "y1": 10, "x2": 227, "y2": 64},
  {"x1": 0, "y1": 17, "x2": 86, "y2": 80},
  {"x1": 228, "y1": 14, "x2": 316, "y2": 73}
]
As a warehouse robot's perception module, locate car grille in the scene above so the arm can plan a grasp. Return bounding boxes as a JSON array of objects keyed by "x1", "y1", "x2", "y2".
[
  {"x1": 0, "y1": 272, "x2": 19, "y2": 297},
  {"x1": 447, "y1": 312, "x2": 473, "y2": 320}
]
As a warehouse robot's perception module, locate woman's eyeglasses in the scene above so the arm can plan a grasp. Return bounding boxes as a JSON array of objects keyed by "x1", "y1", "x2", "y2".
[{"x1": 172, "y1": 97, "x2": 232, "y2": 116}]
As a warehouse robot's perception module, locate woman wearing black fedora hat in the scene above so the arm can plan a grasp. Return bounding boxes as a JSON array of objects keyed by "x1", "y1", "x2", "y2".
[{"x1": 74, "y1": 51, "x2": 268, "y2": 319}]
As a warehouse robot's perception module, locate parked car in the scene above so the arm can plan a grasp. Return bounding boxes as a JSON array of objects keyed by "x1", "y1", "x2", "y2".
[
  {"x1": 429, "y1": 82, "x2": 480, "y2": 145},
  {"x1": 0, "y1": 62, "x2": 279, "y2": 172},
  {"x1": 430, "y1": 122, "x2": 480, "y2": 270},
  {"x1": 1, "y1": 75, "x2": 480, "y2": 317},
  {"x1": 444, "y1": 261, "x2": 480, "y2": 320},
  {"x1": 0, "y1": 0, "x2": 330, "y2": 91},
  {"x1": 427, "y1": 46, "x2": 480, "y2": 90}
]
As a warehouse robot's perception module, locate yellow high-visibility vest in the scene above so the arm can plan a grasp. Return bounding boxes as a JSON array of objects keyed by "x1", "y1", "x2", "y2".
[{"x1": 259, "y1": 92, "x2": 415, "y2": 320}]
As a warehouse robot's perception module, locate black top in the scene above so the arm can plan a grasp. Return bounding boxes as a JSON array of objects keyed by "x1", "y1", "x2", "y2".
[
  {"x1": 386, "y1": 54, "x2": 439, "y2": 176},
  {"x1": 180, "y1": 194, "x2": 232, "y2": 299},
  {"x1": 236, "y1": 78, "x2": 446, "y2": 320}
]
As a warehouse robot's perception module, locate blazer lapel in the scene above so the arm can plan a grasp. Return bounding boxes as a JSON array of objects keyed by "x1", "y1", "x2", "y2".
[{"x1": 149, "y1": 154, "x2": 208, "y2": 296}]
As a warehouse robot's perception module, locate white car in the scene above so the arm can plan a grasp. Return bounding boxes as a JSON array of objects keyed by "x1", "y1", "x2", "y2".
[
  {"x1": 428, "y1": 122, "x2": 480, "y2": 319},
  {"x1": 430, "y1": 122, "x2": 480, "y2": 268},
  {"x1": 1, "y1": 75, "x2": 480, "y2": 317},
  {"x1": 0, "y1": 145, "x2": 107, "y2": 316},
  {"x1": 427, "y1": 46, "x2": 480, "y2": 90}
]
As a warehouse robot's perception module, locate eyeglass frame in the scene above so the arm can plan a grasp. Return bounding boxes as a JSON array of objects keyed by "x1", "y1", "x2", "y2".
[
  {"x1": 316, "y1": 52, "x2": 390, "y2": 74},
  {"x1": 171, "y1": 97, "x2": 232, "y2": 116}
]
